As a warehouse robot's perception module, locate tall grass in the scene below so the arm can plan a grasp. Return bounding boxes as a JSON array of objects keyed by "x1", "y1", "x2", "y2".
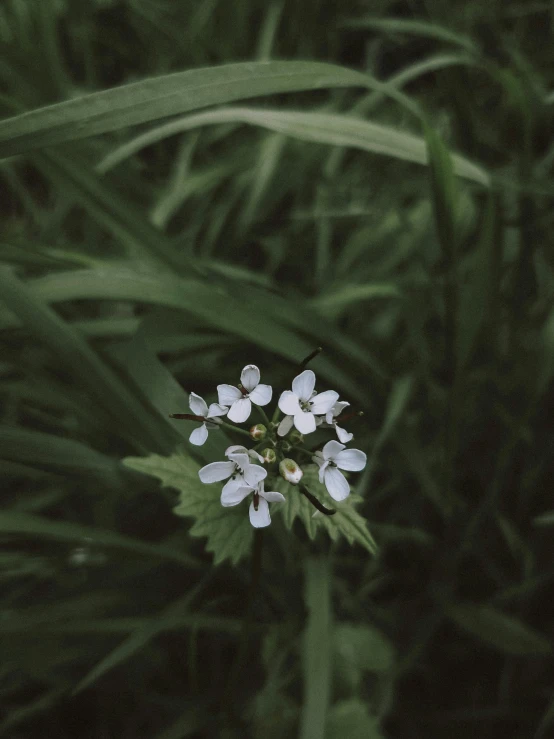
[{"x1": 1, "y1": 1, "x2": 554, "y2": 737}]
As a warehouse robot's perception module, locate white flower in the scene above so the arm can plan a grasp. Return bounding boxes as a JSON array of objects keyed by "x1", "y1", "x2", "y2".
[
  {"x1": 312, "y1": 440, "x2": 366, "y2": 501},
  {"x1": 220, "y1": 480, "x2": 286, "y2": 528},
  {"x1": 198, "y1": 444, "x2": 267, "y2": 497},
  {"x1": 187, "y1": 392, "x2": 228, "y2": 446},
  {"x1": 316, "y1": 400, "x2": 354, "y2": 443},
  {"x1": 278, "y1": 369, "x2": 338, "y2": 435},
  {"x1": 217, "y1": 365, "x2": 272, "y2": 423}
]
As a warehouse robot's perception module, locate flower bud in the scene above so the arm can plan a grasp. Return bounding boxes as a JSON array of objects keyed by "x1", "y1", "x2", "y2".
[
  {"x1": 289, "y1": 430, "x2": 304, "y2": 445},
  {"x1": 260, "y1": 448, "x2": 277, "y2": 464},
  {"x1": 279, "y1": 458, "x2": 303, "y2": 485},
  {"x1": 249, "y1": 423, "x2": 267, "y2": 440}
]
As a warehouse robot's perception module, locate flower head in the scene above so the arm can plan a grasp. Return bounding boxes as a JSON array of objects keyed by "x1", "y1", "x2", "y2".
[
  {"x1": 198, "y1": 444, "x2": 267, "y2": 498},
  {"x1": 277, "y1": 370, "x2": 338, "y2": 435},
  {"x1": 187, "y1": 392, "x2": 228, "y2": 446},
  {"x1": 312, "y1": 440, "x2": 366, "y2": 501},
  {"x1": 217, "y1": 365, "x2": 272, "y2": 423},
  {"x1": 220, "y1": 480, "x2": 286, "y2": 528}
]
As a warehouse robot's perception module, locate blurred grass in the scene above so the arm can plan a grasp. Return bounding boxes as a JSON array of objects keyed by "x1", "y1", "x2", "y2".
[{"x1": 1, "y1": 0, "x2": 554, "y2": 737}]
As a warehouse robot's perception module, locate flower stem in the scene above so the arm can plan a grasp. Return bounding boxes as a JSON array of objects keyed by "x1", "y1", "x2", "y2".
[
  {"x1": 254, "y1": 403, "x2": 271, "y2": 428},
  {"x1": 218, "y1": 420, "x2": 252, "y2": 439},
  {"x1": 300, "y1": 346, "x2": 323, "y2": 370},
  {"x1": 299, "y1": 485, "x2": 336, "y2": 516}
]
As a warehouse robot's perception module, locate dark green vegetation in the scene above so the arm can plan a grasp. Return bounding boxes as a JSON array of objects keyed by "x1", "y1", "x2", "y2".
[{"x1": 1, "y1": 0, "x2": 554, "y2": 737}]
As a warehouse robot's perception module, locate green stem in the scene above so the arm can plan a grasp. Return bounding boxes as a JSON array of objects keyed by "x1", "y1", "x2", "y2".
[
  {"x1": 254, "y1": 403, "x2": 271, "y2": 428},
  {"x1": 218, "y1": 421, "x2": 252, "y2": 439}
]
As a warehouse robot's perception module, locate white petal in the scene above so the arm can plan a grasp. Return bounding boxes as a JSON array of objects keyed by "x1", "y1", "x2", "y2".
[
  {"x1": 294, "y1": 411, "x2": 316, "y2": 435},
  {"x1": 221, "y1": 485, "x2": 252, "y2": 507},
  {"x1": 198, "y1": 460, "x2": 235, "y2": 483},
  {"x1": 278, "y1": 391, "x2": 301, "y2": 416},
  {"x1": 260, "y1": 491, "x2": 286, "y2": 503},
  {"x1": 310, "y1": 390, "x2": 339, "y2": 415},
  {"x1": 227, "y1": 452, "x2": 250, "y2": 470},
  {"x1": 225, "y1": 445, "x2": 248, "y2": 456},
  {"x1": 292, "y1": 369, "x2": 316, "y2": 401},
  {"x1": 322, "y1": 440, "x2": 346, "y2": 461},
  {"x1": 277, "y1": 414, "x2": 294, "y2": 437},
  {"x1": 324, "y1": 467, "x2": 350, "y2": 501},
  {"x1": 317, "y1": 460, "x2": 329, "y2": 484},
  {"x1": 221, "y1": 476, "x2": 242, "y2": 497},
  {"x1": 249, "y1": 497, "x2": 271, "y2": 528},
  {"x1": 335, "y1": 448, "x2": 367, "y2": 472},
  {"x1": 335, "y1": 424, "x2": 354, "y2": 444},
  {"x1": 247, "y1": 449, "x2": 265, "y2": 463},
  {"x1": 312, "y1": 451, "x2": 325, "y2": 467},
  {"x1": 243, "y1": 464, "x2": 267, "y2": 486},
  {"x1": 334, "y1": 400, "x2": 350, "y2": 416},
  {"x1": 189, "y1": 392, "x2": 208, "y2": 416},
  {"x1": 240, "y1": 364, "x2": 260, "y2": 392},
  {"x1": 189, "y1": 424, "x2": 208, "y2": 446},
  {"x1": 207, "y1": 403, "x2": 228, "y2": 418},
  {"x1": 249, "y1": 384, "x2": 272, "y2": 406},
  {"x1": 217, "y1": 384, "x2": 242, "y2": 406},
  {"x1": 227, "y1": 398, "x2": 252, "y2": 423}
]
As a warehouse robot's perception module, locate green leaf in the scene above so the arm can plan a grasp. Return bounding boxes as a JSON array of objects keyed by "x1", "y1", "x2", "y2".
[
  {"x1": 0, "y1": 426, "x2": 119, "y2": 481},
  {"x1": 534, "y1": 511, "x2": 554, "y2": 526},
  {"x1": 0, "y1": 511, "x2": 200, "y2": 568},
  {"x1": 334, "y1": 623, "x2": 395, "y2": 676},
  {"x1": 344, "y1": 16, "x2": 477, "y2": 54},
  {"x1": 326, "y1": 700, "x2": 384, "y2": 739},
  {"x1": 123, "y1": 452, "x2": 253, "y2": 566},
  {"x1": 0, "y1": 266, "x2": 167, "y2": 452},
  {"x1": 73, "y1": 581, "x2": 208, "y2": 694},
  {"x1": 0, "y1": 60, "x2": 390, "y2": 158},
  {"x1": 447, "y1": 602, "x2": 552, "y2": 656},
  {"x1": 97, "y1": 106, "x2": 489, "y2": 187},
  {"x1": 278, "y1": 466, "x2": 377, "y2": 555}
]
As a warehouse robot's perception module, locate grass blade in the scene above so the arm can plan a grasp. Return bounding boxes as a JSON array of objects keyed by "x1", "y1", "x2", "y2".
[{"x1": 0, "y1": 60, "x2": 397, "y2": 158}]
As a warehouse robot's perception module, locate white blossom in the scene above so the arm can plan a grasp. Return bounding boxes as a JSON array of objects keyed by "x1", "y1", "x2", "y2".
[
  {"x1": 187, "y1": 392, "x2": 228, "y2": 446},
  {"x1": 217, "y1": 364, "x2": 272, "y2": 423},
  {"x1": 198, "y1": 444, "x2": 267, "y2": 498},
  {"x1": 316, "y1": 400, "x2": 354, "y2": 443},
  {"x1": 220, "y1": 480, "x2": 285, "y2": 528},
  {"x1": 277, "y1": 370, "x2": 338, "y2": 435},
  {"x1": 312, "y1": 440, "x2": 366, "y2": 501}
]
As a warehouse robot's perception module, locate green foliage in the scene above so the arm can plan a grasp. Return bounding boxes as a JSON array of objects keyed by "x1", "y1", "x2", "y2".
[
  {"x1": 277, "y1": 467, "x2": 377, "y2": 555},
  {"x1": 447, "y1": 602, "x2": 552, "y2": 656},
  {"x1": 2, "y1": 0, "x2": 554, "y2": 735},
  {"x1": 123, "y1": 452, "x2": 254, "y2": 565}
]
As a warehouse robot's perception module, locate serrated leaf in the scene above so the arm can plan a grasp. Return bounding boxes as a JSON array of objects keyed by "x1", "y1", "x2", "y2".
[
  {"x1": 447, "y1": 602, "x2": 552, "y2": 656},
  {"x1": 123, "y1": 452, "x2": 253, "y2": 566},
  {"x1": 277, "y1": 466, "x2": 377, "y2": 555}
]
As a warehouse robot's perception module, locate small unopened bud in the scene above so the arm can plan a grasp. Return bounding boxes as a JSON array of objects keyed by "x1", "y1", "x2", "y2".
[
  {"x1": 279, "y1": 458, "x2": 304, "y2": 485},
  {"x1": 249, "y1": 423, "x2": 267, "y2": 440},
  {"x1": 261, "y1": 448, "x2": 277, "y2": 464},
  {"x1": 289, "y1": 430, "x2": 304, "y2": 445}
]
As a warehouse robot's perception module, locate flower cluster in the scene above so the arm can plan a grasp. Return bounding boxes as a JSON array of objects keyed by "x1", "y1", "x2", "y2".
[{"x1": 172, "y1": 362, "x2": 367, "y2": 528}]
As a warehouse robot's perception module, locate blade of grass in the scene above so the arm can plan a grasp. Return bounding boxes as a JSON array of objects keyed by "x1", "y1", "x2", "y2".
[
  {"x1": 0, "y1": 511, "x2": 201, "y2": 569},
  {"x1": 97, "y1": 107, "x2": 489, "y2": 187},
  {"x1": 0, "y1": 266, "x2": 170, "y2": 452},
  {"x1": 0, "y1": 427, "x2": 120, "y2": 481},
  {"x1": 0, "y1": 60, "x2": 410, "y2": 158}
]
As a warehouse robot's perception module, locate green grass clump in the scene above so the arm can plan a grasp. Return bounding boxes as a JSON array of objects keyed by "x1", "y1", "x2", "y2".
[{"x1": 1, "y1": 1, "x2": 554, "y2": 737}]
